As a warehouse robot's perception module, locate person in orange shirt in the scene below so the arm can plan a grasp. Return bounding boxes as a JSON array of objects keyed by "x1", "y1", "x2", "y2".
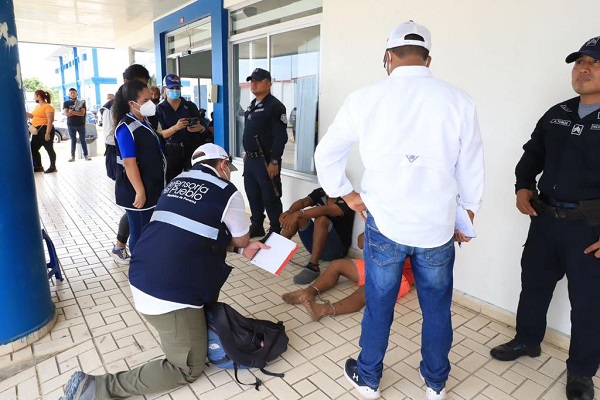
[
  {"x1": 26, "y1": 90, "x2": 57, "y2": 173},
  {"x1": 282, "y1": 232, "x2": 414, "y2": 321}
]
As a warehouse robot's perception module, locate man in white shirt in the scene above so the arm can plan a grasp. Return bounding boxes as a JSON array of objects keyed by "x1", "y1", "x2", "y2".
[{"x1": 314, "y1": 21, "x2": 484, "y2": 400}]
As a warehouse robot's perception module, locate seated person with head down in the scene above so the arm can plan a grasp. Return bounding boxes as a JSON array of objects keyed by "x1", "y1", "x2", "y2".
[
  {"x1": 282, "y1": 233, "x2": 414, "y2": 321},
  {"x1": 280, "y1": 187, "x2": 355, "y2": 285}
]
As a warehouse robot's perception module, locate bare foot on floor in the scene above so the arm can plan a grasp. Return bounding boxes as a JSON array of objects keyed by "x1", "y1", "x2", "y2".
[
  {"x1": 282, "y1": 288, "x2": 314, "y2": 304},
  {"x1": 303, "y1": 300, "x2": 328, "y2": 321}
]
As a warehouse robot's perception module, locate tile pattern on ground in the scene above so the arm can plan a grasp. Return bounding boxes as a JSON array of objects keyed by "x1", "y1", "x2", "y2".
[{"x1": 2, "y1": 148, "x2": 598, "y2": 400}]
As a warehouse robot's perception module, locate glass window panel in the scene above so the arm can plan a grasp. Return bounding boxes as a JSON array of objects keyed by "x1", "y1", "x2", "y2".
[
  {"x1": 270, "y1": 25, "x2": 320, "y2": 173},
  {"x1": 232, "y1": 38, "x2": 268, "y2": 158},
  {"x1": 166, "y1": 18, "x2": 211, "y2": 56},
  {"x1": 231, "y1": 0, "x2": 322, "y2": 35}
]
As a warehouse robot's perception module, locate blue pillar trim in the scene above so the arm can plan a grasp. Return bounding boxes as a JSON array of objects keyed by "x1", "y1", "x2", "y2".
[
  {"x1": 73, "y1": 47, "x2": 80, "y2": 94},
  {"x1": 0, "y1": 0, "x2": 55, "y2": 345},
  {"x1": 153, "y1": 0, "x2": 230, "y2": 151},
  {"x1": 92, "y1": 48, "x2": 101, "y2": 105},
  {"x1": 59, "y1": 56, "x2": 66, "y2": 101}
]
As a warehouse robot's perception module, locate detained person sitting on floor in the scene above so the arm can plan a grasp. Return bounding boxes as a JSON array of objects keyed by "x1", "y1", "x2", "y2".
[
  {"x1": 282, "y1": 232, "x2": 414, "y2": 321},
  {"x1": 279, "y1": 187, "x2": 355, "y2": 285},
  {"x1": 59, "y1": 143, "x2": 268, "y2": 400}
]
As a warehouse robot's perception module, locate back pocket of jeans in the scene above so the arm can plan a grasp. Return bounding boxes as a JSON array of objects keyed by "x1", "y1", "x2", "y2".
[
  {"x1": 367, "y1": 223, "x2": 399, "y2": 267},
  {"x1": 423, "y1": 240, "x2": 454, "y2": 266}
]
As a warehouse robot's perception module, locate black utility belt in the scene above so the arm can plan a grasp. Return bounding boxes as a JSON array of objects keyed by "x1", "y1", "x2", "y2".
[
  {"x1": 246, "y1": 151, "x2": 268, "y2": 158},
  {"x1": 166, "y1": 142, "x2": 184, "y2": 147},
  {"x1": 535, "y1": 198, "x2": 600, "y2": 224}
]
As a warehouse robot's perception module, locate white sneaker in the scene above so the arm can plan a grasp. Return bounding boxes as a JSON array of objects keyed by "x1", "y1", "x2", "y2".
[
  {"x1": 421, "y1": 374, "x2": 447, "y2": 400},
  {"x1": 111, "y1": 246, "x2": 130, "y2": 266},
  {"x1": 85, "y1": 155, "x2": 92, "y2": 161},
  {"x1": 425, "y1": 386, "x2": 447, "y2": 400},
  {"x1": 68, "y1": 156, "x2": 75, "y2": 162},
  {"x1": 343, "y1": 358, "x2": 381, "y2": 400}
]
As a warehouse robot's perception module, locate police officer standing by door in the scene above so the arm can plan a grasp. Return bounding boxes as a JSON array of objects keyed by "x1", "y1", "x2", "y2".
[
  {"x1": 243, "y1": 68, "x2": 288, "y2": 237},
  {"x1": 490, "y1": 36, "x2": 600, "y2": 400}
]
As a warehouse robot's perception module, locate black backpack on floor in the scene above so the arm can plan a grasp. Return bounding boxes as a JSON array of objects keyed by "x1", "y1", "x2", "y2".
[{"x1": 204, "y1": 302, "x2": 289, "y2": 390}]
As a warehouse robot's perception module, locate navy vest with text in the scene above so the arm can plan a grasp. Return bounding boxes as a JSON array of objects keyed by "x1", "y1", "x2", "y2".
[
  {"x1": 115, "y1": 113, "x2": 165, "y2": 209},
  {"x1": 128, "y1": 165, "x2": 238, "y2": 306}
]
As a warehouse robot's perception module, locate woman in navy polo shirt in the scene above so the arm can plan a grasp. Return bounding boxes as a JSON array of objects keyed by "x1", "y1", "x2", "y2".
[{"x1": 112, "y1": 81, "x2": 166, "y2": 253}]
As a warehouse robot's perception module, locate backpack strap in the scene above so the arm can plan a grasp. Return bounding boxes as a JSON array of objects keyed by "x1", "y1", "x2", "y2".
[
  {"x1": 233, "y1": 363, "x2": 262, "y2": 391},
  {"x1": 259, "y1": 367, "x2": 285, "y2": 378}
]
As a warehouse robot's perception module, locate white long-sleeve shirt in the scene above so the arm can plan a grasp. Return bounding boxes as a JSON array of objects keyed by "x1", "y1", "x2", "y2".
[{"x1": 314, "y1": 66, "x2": 484, "y2": 248}]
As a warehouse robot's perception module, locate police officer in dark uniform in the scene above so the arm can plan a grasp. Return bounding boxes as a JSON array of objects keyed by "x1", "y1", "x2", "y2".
[
  {"x1": 490, "y1": 36, "x2": 600, "y2": 400},
  {"x1": 243, "y1": 68, "x2": 288, "y2": 237},
  {"x1": 156, "y1": 74, "x2": 210, "y2": 183}
]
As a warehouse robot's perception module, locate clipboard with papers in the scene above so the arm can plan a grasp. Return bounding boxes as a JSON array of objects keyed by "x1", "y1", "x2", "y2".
[{"x1": 250, "y1": 232, "x2": 299, "y2": 275}]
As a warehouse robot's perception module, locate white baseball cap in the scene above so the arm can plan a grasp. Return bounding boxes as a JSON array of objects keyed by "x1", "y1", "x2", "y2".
[
  {"x1": 386, "y1": 20, "x2": 431, "y2": 51},
  {"x1": 191, "y1": 143, "x2": 238, "y2": 171}
]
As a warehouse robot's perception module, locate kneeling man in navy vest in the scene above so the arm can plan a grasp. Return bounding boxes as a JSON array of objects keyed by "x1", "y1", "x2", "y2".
[{"x1": 60, "y1": 143, "x2": 268, "y2": 400}]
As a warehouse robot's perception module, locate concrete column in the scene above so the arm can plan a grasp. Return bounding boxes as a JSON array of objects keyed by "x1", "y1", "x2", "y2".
[{"x1": 0, "y1": 0, "x2": 56, "y2": 345}]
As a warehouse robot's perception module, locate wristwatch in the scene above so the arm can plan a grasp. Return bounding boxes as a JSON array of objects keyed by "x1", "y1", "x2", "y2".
[{"x1": 271, "y1": 160, "x2": 279, "y2": 165}]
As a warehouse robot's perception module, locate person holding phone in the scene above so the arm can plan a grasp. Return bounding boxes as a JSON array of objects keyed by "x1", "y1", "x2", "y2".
[{"x1": 156, "y1": 74, "x2": 209, "y2": 182}]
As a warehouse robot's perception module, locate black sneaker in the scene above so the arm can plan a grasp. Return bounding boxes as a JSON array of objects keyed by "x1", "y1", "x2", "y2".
[
  {"x1": 343, "y1": 358, "x2": 380, "y2": 400},
  {"x1": 249, "y1": 225, "x2": 266, "y2": 238},
  {"x1": 44, "y1": 166, "x2": 57, "y2": 173},
  {"x1": 490, "y1": 339, "x2": 541, "y2": 361},
  {"x1": 34, "y1": 166, "x2": 45, "y2": 172},
  {"x1": 566, "y1": 371, "x2": 594, "y2": 400}
]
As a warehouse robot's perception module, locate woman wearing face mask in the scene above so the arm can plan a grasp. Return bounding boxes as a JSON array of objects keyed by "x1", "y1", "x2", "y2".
[
  {"x1": 147, "y1": 85, "x2": 162, "y2": 137},
  {"x1": 25, "y1": 89, "x2": 57, "y2": 173},
  {"x1": 113, "y1": 80, "x2": 166, "y2": 253}
]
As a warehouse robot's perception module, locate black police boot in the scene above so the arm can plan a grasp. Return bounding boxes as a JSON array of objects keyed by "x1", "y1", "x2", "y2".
[
  {"x1": 249, "y1": 225, "x2": 266, "y2": 238},
  {"x1": 489, "y1": 339, "x2": 541, "y2": 361},
  {"x1": 566, "y1": 371, "x2": 594, "y2": 400}
]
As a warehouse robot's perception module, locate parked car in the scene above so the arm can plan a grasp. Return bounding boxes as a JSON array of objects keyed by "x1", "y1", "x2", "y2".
[
  {"x1": 52, "y1": 121, "x2": 69, "y2": 143},
  {"x1": 53, "y1": 119, "x2": 98, "y2": 143}
]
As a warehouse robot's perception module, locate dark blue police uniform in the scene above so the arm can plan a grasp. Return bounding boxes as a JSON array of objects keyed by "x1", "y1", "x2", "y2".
[
  {"x1": 156, "y1": 100, "x2": 211, "y2": 182},
  {"x1": 243, "y1": 92, "x2": 288, "y2": 234},
  {"x1": 513, "y1": 96, "x2": 600, "y2": 378}
]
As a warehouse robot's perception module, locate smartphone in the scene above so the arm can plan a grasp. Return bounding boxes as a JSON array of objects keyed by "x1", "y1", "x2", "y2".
[{"x1": 186, "y1": 117, "x2": 200, "y2": 127}]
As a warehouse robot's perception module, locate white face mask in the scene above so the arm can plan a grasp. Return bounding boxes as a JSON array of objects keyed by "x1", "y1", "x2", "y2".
[
  {"x1": 221, "y1": 160, "x2": 231, "y2": 181},
  {"x1": 135, "y1": 100, "x2": 156, "y2": 117}
]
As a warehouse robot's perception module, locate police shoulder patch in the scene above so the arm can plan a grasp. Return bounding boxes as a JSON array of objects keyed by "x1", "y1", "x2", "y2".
[{"x1": 280, "y1": 114, "x2": 288, "y2": 124}]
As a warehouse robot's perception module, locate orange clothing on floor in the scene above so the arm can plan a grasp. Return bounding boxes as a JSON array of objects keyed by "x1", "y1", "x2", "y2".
[{"x1": 354, "y1": 258, "x2": 414, "y2": 299}]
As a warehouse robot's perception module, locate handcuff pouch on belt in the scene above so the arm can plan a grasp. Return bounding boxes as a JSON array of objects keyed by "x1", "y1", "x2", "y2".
[{"x1": 579, "y1": 199, "x2": 600, "y2": 226}]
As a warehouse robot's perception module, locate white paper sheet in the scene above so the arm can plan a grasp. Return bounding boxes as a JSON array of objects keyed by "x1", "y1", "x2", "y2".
[
  {"x1": 455, "y1": 207, "x2": 476, "y2": 238},
  {"x1": 250, "y1": 232, "x2": 298, "y2": 275}
]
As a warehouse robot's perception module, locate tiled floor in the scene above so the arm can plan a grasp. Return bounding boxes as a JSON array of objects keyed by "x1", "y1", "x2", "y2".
[{"x1": 1, "y1": 144, "x2": 598, "y2": 400}]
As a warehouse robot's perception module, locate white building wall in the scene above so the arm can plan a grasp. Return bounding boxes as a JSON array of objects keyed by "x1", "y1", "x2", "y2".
[{"x1": 316, "y1": 0, "x2": 598, "y2": 336}]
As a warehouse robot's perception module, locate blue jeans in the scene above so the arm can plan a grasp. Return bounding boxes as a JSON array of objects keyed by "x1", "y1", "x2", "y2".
[
  {"x1": 68, "y1": 125, "x2": 88, "y2": 157},
  {"x1": 357, "y1": 213, "x2": 454, "y2": 392},
  {"x1": 297, "y1": 219, "x2": 347, "y2": 261},
  {"x1": 126, "y1": 209, "x2": 154, "y2": 254}
]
